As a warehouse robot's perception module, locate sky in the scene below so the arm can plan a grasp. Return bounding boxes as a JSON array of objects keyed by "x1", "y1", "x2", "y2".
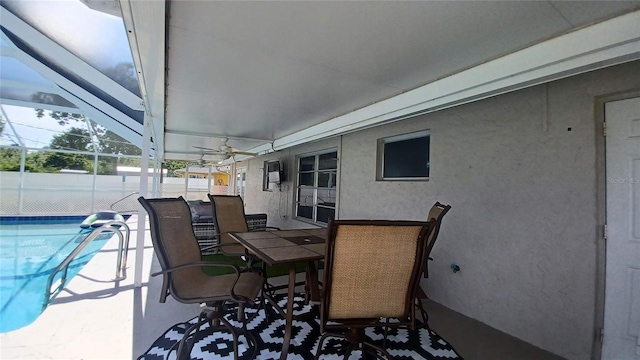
[
  {"x1": 1, "y1": 105, "x2": 75, "y2": 149},
  {"x1": 4, "y1": 0, "x2": 133, "y2": 71}
]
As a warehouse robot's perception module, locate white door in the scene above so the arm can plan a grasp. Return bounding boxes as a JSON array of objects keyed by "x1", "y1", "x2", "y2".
[{"x1": 602, "y1": 97, "x2": 640, "y2": 359}]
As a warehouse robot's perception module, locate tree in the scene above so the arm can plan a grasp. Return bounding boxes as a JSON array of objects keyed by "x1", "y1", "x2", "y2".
[
  {"x1": 0, "y1": 148, "x2": 50, "y2": 172},
  {"x1": 100, "y1": 129, "x2": 141, "y2": 155},
  {"x1": 0, "y1": 147, "x2": 22, "y2": 171},
  {"x1": 164, "y1": 160, "x2": 190, "y2": 177},
  {"x1": 43, "y1": 127, "x2": 93, "y2": 171},
  {"x1": 49, "y1": 127, "x2": 93, "y2": 151},
  {"x1": 43, "y1": 152, "x2": 91, "y2": 171},
  {"x1": 25, "y1": 151, "x2": 50, "y2": 172},
  {"x1": 101, "y1": 62, "x2": 140, "y2": 95}
]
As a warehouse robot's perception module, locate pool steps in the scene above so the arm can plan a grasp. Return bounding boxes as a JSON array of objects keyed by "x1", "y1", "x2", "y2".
[{"x1": 43, "y1": 220, "x2": 131, "y2": 310}]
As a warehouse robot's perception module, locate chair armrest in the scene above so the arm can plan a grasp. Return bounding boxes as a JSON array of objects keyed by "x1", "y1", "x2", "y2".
[
  {"x1": 152, "y1": 261, "x2": 261, "y2": 302},
  {"x1": 151, "y1": 261, "x2": 241, "y2": 277}
]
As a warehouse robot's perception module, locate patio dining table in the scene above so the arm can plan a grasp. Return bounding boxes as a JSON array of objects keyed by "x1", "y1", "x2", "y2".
[{"x1": 229, "y1": 228, "x2": 327, "y2": 360}]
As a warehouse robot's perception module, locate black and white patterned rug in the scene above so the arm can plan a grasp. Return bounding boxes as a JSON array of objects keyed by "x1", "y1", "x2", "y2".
[{"x1": 139, "y1": 293, "x2": 462, "y2": 360}]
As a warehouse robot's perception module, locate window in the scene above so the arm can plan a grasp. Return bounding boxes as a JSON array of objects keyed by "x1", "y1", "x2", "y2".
[
  {"x1": 263, "y1": 161, "x2": 278, "y2": 191},
  {"x1": 377, "y1": 130, "x2": 430, "y2": 180},
  {"x1": 295, "y1": 150, "x2": 337, "y2": 225}
]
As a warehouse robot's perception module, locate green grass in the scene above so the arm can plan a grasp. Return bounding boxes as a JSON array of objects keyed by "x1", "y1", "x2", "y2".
[{"x1": 201, "y1": 254, "x2": 313, "y2": 277}]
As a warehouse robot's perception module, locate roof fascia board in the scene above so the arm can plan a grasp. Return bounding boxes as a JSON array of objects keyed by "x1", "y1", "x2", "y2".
[
  {"x1": 0, "y1": 7, "x2": 145, "y2": 111},
  {"x1": 254, "y1": 10, "x2": 640, "y2": 153},
  {"x1": 119, "y1": 0, "x2": 151, "y2": 115},
  {"x1": 119, "y1": 0, "x2": 165, "y2": 160}
]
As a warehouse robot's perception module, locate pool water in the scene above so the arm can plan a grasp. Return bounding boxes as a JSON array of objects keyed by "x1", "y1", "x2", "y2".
[{"x1": 0, "y1": 220, "x2": 113, "y2": 333}]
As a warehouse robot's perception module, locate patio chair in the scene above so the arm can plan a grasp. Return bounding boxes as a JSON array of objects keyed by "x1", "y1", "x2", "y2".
[
  {"x1": 415, "y1": 202, "x2": 451, "y2": 323},
  {"x1": 424, "y1": 202, "x2": 452, "y2": 277},
  {"x1": 138, "y1": 196, "x2": 264, "y2": 360},
  {"x1": 207, "y1": 194, "x2": 281, "y2": 256},
  {"x1": 314, "y1": 219, "x2": 435, "y2": 360},
  {"x1": 207, "y1": 194, "x2": 287, "y2": 272}
]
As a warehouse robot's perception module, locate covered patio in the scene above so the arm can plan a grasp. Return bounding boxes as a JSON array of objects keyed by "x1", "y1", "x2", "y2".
[{"x1": 1, "y1": 1, "x2": 639, "y2": 359}]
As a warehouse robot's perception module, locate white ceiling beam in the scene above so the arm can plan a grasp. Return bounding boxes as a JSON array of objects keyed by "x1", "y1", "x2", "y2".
[
  {"x1": 119, "y1": 0, "x2": 150, "y2": 115},
  {"x1": 249, "y1": 10, "x2": 640, "y2": 154},
  {"x1": 0, "y1": 7, "x2": 145, "y2": 111}
]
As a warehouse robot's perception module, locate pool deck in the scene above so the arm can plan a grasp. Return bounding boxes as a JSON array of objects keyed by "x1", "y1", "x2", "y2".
[{"x1": 0, "y1": 214, "x2": 203, "y2": 359}]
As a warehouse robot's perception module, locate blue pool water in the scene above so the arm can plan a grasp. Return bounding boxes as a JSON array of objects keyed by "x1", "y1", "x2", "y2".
[{"x1": 0, "y1": 217, "x2": 114, "y2": 333}]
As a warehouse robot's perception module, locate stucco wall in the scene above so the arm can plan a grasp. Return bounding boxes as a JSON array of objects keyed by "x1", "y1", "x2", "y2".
[{"x1": 241, "y1": 60, "x2": 640, "y2": 359}]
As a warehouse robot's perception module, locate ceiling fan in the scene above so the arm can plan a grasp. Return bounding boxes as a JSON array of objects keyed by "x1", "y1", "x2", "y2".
[{"x1": 193, "y1": 138, "x2": 258, "y2": 164}]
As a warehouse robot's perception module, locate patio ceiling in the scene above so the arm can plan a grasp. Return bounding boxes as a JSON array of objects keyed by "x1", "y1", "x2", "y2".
[
  {"x1": 2, "y1": 1, "x2": 639, "y2": 164},
  {"x1": 142, "y1": 1, "x2": 640, "y2": 163}
]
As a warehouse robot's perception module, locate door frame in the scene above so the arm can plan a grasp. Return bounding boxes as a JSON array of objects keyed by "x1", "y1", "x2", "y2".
[
  {"x1": 593, "y1": 90, "x2": 640, "y2": 359},
  {"x1": 235, "y1": 165, "x2": 247, "y2": 199}
]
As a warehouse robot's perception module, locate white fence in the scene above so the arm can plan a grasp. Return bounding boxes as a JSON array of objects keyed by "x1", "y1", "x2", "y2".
[{"x1": 0, "y1": 172, "x2": 230, "y2": 216}]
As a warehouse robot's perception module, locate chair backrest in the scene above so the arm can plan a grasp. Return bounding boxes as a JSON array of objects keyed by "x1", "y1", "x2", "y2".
[
  {"x1": 138, "y1": 196, "x2": 210, "y2": 302},
  {"x1": 320, "y1": 219, "x2": 435, "y2": 331},
  {"x1": 207, "y1": 194, "x2": 249, "y2": 255},
  {"x1": 425, "y1": 202, "x2": 451, "y2": 257}
]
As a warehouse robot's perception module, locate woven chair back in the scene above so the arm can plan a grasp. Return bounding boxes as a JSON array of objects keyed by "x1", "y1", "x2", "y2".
[
  {"x1": 321, "y1": 220, "x2": 433, "y2": 325},
  {"x1": 208, "y1": 194, "x2": 249, "y2": 255},
  {"x1": 138, "y1": 196, "x2": 212, "y2": 300}
]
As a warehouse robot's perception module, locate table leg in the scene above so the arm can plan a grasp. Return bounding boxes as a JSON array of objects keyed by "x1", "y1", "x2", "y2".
[
  {"x1": 279, "y1": 263, "x2": 297, "y2": 360},
  {"x1": 306, "y1": 261, "x2": 321, "y2": 303}
]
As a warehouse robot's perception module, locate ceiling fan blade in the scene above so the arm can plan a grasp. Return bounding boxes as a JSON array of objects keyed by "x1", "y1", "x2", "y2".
[
  {"x1": 193, "y1": 145, "x2": 219, "y2": 151},
  {"x1": 231, "y1": 151, "x2": 258, "y2": 156}
]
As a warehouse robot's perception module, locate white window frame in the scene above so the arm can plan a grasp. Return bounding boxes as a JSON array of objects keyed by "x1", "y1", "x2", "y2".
[{"x1": 295, "y1": 149, "x2": 338, "y2": 225}]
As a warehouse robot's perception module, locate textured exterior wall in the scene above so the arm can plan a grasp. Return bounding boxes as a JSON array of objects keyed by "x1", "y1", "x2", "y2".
[{"x1": 241, "y1": 61, "x2": 640, "y2": 359}]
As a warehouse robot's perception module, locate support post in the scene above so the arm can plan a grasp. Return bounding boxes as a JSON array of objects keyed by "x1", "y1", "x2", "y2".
[{"x1": 134, "y1": 114, "x2": 152, "y2": 287}]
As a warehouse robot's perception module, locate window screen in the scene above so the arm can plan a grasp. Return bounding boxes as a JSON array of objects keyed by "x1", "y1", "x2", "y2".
[{"x1": 377, "y1": 130, "x2": 430, "y2": 180}]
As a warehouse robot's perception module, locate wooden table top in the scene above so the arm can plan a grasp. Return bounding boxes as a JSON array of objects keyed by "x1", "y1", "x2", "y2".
[{"x1": 229, "y1": 228, "x2": 327, "y2": 266}]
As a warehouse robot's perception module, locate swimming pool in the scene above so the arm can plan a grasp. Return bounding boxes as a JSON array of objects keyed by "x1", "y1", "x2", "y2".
[{"x1": 0, "y1": 217, "x2": 116, "y2": 333}]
